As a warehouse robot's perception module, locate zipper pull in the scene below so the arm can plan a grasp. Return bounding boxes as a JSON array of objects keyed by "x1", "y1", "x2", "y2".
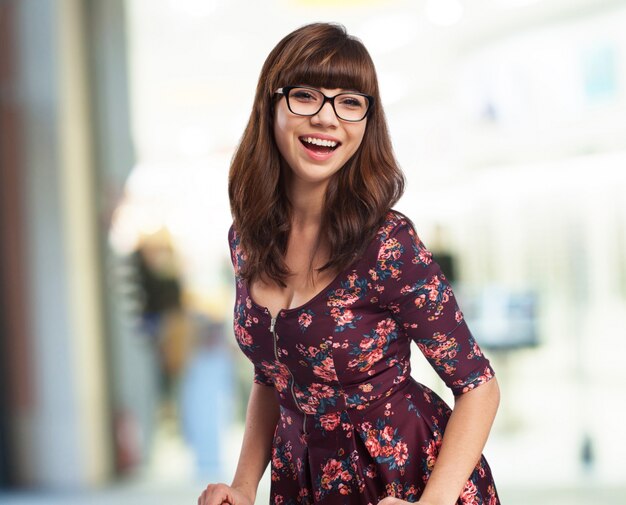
[{"x1": 269, "y1": 317, "x2": 276, "y2": 333}]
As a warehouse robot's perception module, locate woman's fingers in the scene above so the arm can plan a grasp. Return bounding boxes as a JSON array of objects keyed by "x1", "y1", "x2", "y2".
[{"x1": 197, "y1": 483, "x2": 232, "y2": 505}]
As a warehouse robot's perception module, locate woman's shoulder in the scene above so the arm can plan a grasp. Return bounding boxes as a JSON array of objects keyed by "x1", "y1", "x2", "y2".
[
  {"x1": 227, "y1": 222, "x2": 246, "y2": 274},
  {"x1": 375, "y1": 208, "x2": 417, "y2": 243}
]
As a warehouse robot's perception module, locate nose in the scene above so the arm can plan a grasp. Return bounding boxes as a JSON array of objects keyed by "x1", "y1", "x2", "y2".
[{"x1": 311, "y1": 101, "x2": 339, "y2": 127}]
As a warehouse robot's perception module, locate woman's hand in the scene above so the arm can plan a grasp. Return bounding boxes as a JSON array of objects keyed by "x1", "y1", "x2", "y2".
[{"x1": 197, "y1": 483, "x2": 254, "y2": 505}]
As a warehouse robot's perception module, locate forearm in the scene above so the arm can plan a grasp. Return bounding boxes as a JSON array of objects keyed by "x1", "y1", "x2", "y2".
[
  {"x1": 420, "y1": 376, "x2": 500, "y2": 505},
  {"x1": 231, "y1": 382, "x2": 280, "y2": 502}
]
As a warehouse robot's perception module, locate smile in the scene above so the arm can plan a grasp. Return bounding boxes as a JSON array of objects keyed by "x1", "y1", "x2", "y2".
[{"x1": 299, "y1": 136, "x2": 341, "y2": 155}]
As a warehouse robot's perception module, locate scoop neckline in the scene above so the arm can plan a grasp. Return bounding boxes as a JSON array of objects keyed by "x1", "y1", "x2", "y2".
[
  {"x1": 238, "y1": 210, "x2": 401, "y2": 320},
  {"x1": 244, "y1": 268, "x2": 347, "y2": 319}
]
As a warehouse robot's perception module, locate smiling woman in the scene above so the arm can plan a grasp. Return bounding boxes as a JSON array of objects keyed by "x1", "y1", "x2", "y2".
[
  {"x1": 273, "y1": 84, "x2": 368, "y2": 185},
  {"x1": 198, "y1": 22, "x2": 501, "y2": 505},
  {"x1": 228, "y1": 22, "x2": 404, "y2": 289}
]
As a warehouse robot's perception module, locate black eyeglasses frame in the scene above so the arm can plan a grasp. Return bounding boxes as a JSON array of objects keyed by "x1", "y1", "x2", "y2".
[{"x1": 275, "y1": 86, "x2": 374, "y2": 122}]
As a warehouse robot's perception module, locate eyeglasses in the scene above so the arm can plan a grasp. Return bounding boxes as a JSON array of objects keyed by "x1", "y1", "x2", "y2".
[{"x1": 275, "y1": 86, "x2": 373, "y2": 122}]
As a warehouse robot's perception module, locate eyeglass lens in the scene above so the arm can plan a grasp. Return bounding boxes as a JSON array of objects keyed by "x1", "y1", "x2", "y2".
[{"x1": 287, "y1": 87, "x2": 369, "y2": 121}]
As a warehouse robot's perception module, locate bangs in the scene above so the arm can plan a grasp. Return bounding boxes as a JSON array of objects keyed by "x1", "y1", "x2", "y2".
[{"x1": 277, "y1": 39, "x2": 376, "y2": 96}]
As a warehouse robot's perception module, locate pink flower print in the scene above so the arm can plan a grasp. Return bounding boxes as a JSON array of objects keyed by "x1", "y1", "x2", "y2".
[
  {"x1": 320, "y1": 413, "x2": 341, "y2": 431},
  {"x1": 331, "y1": 307, "x2": 355, "y2": 326},
  {"x1": 426, "y1": 277, "x2": 441, "y2": 301},
  {"x1": 338, "y1": 482, "x2": 351, "y2": 495},
  {"x1": 359, "y1": 383, "x2": 373, "y2": 393},
  {"x1": 400, "y1": 284, "x2": 413, "y2": 295},
  {"x1": 487, "y1": 485, "x2": 498, "y2": 505},
  {"x1": 272, "y1": 448, "x2": 284, "y2": 470},
  {"x1": 358, "y1": 348, "x2": 383, "y2": 371},
  {"x1": 365, "y1": 436, "x2": 381, "y2": 457},
  {"x1": 460, "y1": 480, "x2": 478, "y2": 504},
  {"x1": 394, "y1": 441, "x2": 409, "y2": 467},
  {"x1": 260, "y1": 361, "x2": 289, "y2": 393},
  {"x1": 328, "y1": 288, "x2": 360, "y2": 308},
  {"x1": 472, "y1": 340, "x2": 483, "y2": 358},
  {"x1": 234, "y1": 323, "x2": 253, "y2": 347},
  {"x1": 313, "y1": 357, "x2": 337, "y2": 382},
  {"x1": 380, "y1": 444, "x2": 394, "y2": 458},
  {"x1": 442, "y1": 362, "x2": 456, "y2": 376},
  {"x1": 455, "y1": 309, "x2": 463, "y2": 323},
  {"x1": 375, "y1": 318, "x2": 396, "y2": 337},
  {"x1": 478, "y1": 463, "x2": 486, "y2": 478},
  {"x1": 297, "y1": 309, "x2": 314, "y2": 332},
  {"x1": 359, "y1": 336, "x2": 376, "y2": 351},
  {"x1": 414, "y1": 293, "x2": 427, "y2": 309},
  {"x1": 417, "y1": 248, "x2": 432, "y2": 265},
  {"x1": 424, "y1": 439, "x2": 440, "y2": 470},
  {"x1": 309, "y1": 383, "x2": 334, "y2": 399},
  {"x1": 321, "y1": 458, "x2": 343, "y2": 485},
  {"x1": 299, "y1": 399, "x2": 319, "y2": 415},
  {"x1": 381, "y1": 425, "x2": 394, "y2": 442}
]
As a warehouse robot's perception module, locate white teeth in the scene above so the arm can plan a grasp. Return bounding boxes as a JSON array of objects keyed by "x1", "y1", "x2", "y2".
[{"x1": 302, "y1": 137, "x2": 338, "y2": 148}]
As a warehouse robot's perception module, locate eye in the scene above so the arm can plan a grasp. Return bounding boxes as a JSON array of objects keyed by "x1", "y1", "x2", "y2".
[
  {"x1": 290, "y1": 88, "x2": 320, "y2": 102},
  {"x1": 337, "y1": 95, "x2": 366, "y2": 109}
]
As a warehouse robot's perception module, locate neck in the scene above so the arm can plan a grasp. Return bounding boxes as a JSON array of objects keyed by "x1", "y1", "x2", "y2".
[{"x1": 286, "y1": 177, "x2": 327, "y2": 229}]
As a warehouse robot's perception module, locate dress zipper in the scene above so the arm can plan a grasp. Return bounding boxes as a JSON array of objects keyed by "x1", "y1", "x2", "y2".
[{"x1": 270, "y1": 315, "x2": 308, "y2": 434}]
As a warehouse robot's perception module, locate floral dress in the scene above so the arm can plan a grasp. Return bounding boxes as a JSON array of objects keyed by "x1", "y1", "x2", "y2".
[{"x1": 229, "y1": 211, "x2": 500, "y2": 505}]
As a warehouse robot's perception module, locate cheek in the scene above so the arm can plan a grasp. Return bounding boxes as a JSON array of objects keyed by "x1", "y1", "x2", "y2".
[
  {"x1": 347, "y1": 123, "x2": 367, "y2": 155},
  {"x1": 273, "y1": 117, "x2": 290, "y2": 156}
]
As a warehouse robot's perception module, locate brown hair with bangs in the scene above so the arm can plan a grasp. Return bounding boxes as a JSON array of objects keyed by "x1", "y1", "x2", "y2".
[{"x1": 228, "y1": 22, "x2": 405, "y2": 287}]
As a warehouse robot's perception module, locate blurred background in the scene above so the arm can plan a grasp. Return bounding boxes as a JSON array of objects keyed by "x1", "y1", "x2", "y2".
[{"x1": 1, "y1": 0, "x2": 625, "y2": 504}]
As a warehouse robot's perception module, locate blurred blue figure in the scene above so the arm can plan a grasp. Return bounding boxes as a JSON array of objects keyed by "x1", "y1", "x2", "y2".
[{"x1": 180, "y1": 314, "x2": 234, "y2": 481}]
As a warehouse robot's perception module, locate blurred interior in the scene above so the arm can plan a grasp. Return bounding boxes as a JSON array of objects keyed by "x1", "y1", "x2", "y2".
[{"x1": 1, "y1": 0, "x2": 625, "y2": 503}]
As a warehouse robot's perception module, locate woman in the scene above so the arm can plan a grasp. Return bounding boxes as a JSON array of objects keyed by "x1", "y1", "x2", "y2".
[{"x1": 199, "y1": 23, "x2": 500, "y2": 505}]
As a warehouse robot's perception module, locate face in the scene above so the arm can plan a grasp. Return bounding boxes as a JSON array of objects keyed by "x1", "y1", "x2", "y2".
[{"x1": 273, "y1": 87, "x2": 367, "y2": 188}]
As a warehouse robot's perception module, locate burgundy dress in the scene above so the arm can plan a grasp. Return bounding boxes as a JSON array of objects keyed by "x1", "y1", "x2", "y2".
[{"x1": 229, "y1": 211, "x2": 500, "y2": 505}]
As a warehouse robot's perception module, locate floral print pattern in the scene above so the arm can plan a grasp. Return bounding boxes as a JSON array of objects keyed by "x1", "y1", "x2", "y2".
[{"x1": 228, "y1": 211, "x2": 500, "y2": 504}]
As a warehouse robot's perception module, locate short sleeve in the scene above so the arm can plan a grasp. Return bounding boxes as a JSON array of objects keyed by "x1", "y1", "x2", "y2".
[
  {"x1": 228, "y1": 225, "x2": 275, "y2": 387},
  {"x1": 374, "y1": 218, "x2": 495, "y2": 396},
  {"x1": 227, "y1": 224, "x2": 243, "y2": 276},
  {"x1": 254, "y1": 364, "x2": 275, "y2": 387}
]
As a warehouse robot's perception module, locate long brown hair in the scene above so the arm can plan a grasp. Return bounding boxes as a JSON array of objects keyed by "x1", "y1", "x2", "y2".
[{"x1": 229, "y1": 22, "x2": 405, "y2": 287}]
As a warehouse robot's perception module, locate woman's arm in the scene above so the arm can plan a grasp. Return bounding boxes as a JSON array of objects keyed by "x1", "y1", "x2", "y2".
[
  {"x1": 198, "y1": 382, "x2": 279, "y2": 505},
  {"x1": 418, "y1": 376, "x2": 500, "y2": 505},
  {"x1": 374, "y1": 216, "x2": 501, "y2": 505},
  {"x1": 231, "y1": 382, "x2": 280, "y2": 499},
  {"x1": 380, "y1": 377, "x2": 500, "y2": 505}
]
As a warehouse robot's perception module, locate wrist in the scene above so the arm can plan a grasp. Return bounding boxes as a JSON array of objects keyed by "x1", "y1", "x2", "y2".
[
  {"x1": 418, "y1": 491, "x2": 451, "y2": 505},
  {"x1": 230, "y1": 481, "x2": 257, "y2": 503}
]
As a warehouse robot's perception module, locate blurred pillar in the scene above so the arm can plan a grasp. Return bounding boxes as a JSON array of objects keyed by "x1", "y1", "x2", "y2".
[
  {"x1": 83, "y1": 0, "x2": 157, "y2": 473},
  {"x1": 0, "y1": 0, "x2": 36, "y2": 487},
  {"x1": 0, "y1": 0, "x2": 113, "y2": 488}
]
